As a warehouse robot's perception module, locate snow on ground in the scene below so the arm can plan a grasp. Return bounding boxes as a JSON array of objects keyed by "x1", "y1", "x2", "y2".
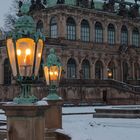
[
  {"x1": 0, "y1": 109, "x2": 6, "y2": 121},
  {"x1": 0, "y1": 106, "x2": 140, "y2": 140},
  {"x1": 63, "y1": 114, "x2": 140, "y2": 140},
  {"x1": 62, "y1": 106, "x2": 140, "y2": 140}
]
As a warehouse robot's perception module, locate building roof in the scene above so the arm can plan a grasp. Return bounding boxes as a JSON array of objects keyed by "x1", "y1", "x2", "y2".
[{"x1": 30, "y1": 0, "x2": 140, "y2": 18}]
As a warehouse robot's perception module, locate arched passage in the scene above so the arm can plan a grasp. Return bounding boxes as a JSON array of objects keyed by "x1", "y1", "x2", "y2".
[{"x1": 95, "y1": 60, "x2": 103, "y2": 79}]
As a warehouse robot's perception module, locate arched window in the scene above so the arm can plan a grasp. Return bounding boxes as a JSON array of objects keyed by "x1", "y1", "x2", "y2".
[
  {"x1": 50, "y1": 17, "x2": 58, "y2": 38},
  {"x1": 82, "y1": 59, "x2": 90, "y2": 79},
  {"x1": 95, "y1": 60, "x2": 103, "y2": 79},
  {"x1": 108, "y1": 24, "x2": 115, "y2": 45},
  {"x1": 81, "y1": 20, "x2": 90, "y2": 42},
  {"x1": 108, "y1": 61, "x2": 115, "y2": 79},
  {"x1": 121, "y1": 25, "x2": 128, "y2": 45},
  {"x1": 67, "y1": 58, "x2": 76, "y2": 78},
  {"x1": 122, "y1": 61, "x2": 128, "y2": 82},
  {"x1": 67, "y1": 17, "x2": 76, "y2": 40},
  {"x1": 36, "y1": 20, "x2": 43, "y2": 32},
  {"x1": 95, "y1": 22, "x2": 103, "y2": 43},
  {"x1": 4, "y1": 58, "x2": 11, "y2": 85},
  {"x1": 132, "y1": 28, "x2": 139, "y2": 47}
]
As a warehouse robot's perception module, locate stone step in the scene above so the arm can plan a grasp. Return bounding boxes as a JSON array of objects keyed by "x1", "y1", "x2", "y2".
[
  {"x1": 93, "y1": 108, "x2": 140, "y2": 118},
  {"x1": 45, "y1": 136, "x2": 56, "y2": 140}
]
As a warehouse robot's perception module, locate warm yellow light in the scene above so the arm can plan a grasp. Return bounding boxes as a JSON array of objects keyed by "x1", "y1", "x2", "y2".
[
  {"x1": 17, "y1": 49, "x2": 21, "y2": 56},
  {"x1": 54, "y1": 71, "x2": 58, "y2": 75},
  {"x1": 50, "y1": 71, "x2": 53, "y2": 75},
  {"x1": 38, "y1": 53, "x2": 41, "y2": 58},
  {"x1": 108, "y1": 72, "x2": 112, "y2": 77},
  {"x1": 26, "y1": 49, "x2": 31, "y2": 55}
]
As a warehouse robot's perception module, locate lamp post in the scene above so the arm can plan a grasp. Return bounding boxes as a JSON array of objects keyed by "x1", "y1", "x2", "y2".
[
  {"x1": 108, "y1": 68, "x2": 113, "y2": 79},
  {"x1": 6, "y1": 2, "x2": 45, "y2": 104},
  {"x1": 43, "y1": 48, "x2": 62, "y2": 100}
]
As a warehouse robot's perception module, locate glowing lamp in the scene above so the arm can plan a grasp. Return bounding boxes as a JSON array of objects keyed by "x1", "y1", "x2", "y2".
[
  {"x1": 43, "y1": 48, "x2": 62, "y2": 100},
  {"x1": 6, "y1": 2, "x2": 45, "y2": 104},
  {"x1": 108, "y1": 69, "x2": 113, "y2": 79}
]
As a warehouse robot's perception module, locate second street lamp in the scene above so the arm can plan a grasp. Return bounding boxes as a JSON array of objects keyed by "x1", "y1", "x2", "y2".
[
  {"x1": 43, "y1": 48, "x2": 62, "y2": 100},
  {"x1": 6, "y1": 2, "x2": 45, "y2": 104}
]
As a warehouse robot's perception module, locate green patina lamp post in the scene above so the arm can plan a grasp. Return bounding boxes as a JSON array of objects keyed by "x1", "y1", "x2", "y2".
[
  {"x1": 43, "y1": 48, "x2": 62, "y2": 100},
  {"x1": 6, "y1": 2, "x2": 45, "y2": 104}
]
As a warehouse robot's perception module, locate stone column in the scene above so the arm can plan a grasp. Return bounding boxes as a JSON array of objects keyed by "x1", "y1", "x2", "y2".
[
  {"x1": 116, "y1": 23, "x2": 121, "y2": 45},
  {"x1": 45, "y1": 100, "x2": 62, "y2": 130},
  {"x1": 2, "y1": 104, "x2": 46, "y2": 140},
  {"x1": 89, "y1": 21, "x2": 94, "y2": 42},
  {"x1": 44, "y1": 15, "x2": 50, "y2": 37},
  {"x1": 128, "y1": 27, "x2": 132, "y2": 46},
  {"x1": 90, "y1": 63, "x2": 94, "y2": 79},
  {"x1": 103, "y1": 65, "x2": 108, "y2": 79},
  {"x1": 130, "y1": 61, "x2": 134, "y2": 80},
  {"x1": 0, "y1": 62, "x2": 4, "y2": 84},
  {"x1": 58, "y1": 16, "x2": 66, "y2": 39},
  {"x1": 103, "y1": 25, "x2": 108, "y2": 44},
  {"x1": 76, "y1": 20, "x2": 81, "y2": 40}
]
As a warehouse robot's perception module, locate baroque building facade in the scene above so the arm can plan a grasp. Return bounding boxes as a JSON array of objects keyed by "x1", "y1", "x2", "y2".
[{"x1": 0, "y1": 0, "x2": 140, "y2": 104}]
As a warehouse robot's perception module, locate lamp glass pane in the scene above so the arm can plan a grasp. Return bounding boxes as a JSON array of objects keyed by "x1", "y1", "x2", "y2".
[
  {"x1": 44, "y1": 66, "x2": 49, "y2": 85},
  {"x1": 58, "y1": 66, "x2": 62, "y2": 81},
  {"x1": 16, "y1": 38, "x2": 35, "y2": 77},
  {"x1": 6, "y1": 39, "x2": 17, "y2": 77},
  {"x1": 49, "y1": 66, "x2": 59, "y2": 85},
  {"x1": 34, "y1": 39, "x2": 43, "y2": 76}
]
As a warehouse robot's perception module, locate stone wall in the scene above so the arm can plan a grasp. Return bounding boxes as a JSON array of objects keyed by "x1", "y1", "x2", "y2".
[{"x1": 0, "y1": 80, "x2": 140, "y2": 105}]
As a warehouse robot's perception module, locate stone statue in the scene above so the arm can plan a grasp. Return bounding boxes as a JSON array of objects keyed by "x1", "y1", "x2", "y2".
[
  {"x1": 103, "y1": 0, "x2": 115, "y2": 12},
  {"x1": 118, "y1": 0, "x2": 128, "y2": 17},
  {"x1": 129, "y1": 1, "x2": 139, "y2": 18}
]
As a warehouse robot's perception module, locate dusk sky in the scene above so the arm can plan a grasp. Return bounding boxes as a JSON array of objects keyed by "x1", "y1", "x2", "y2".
[
  {"x1": 0, "y1": 0, "x2": 137, "y2": 28},
  {"x1": 0, "y1": 0, "x2": 13, "y2": 28}
]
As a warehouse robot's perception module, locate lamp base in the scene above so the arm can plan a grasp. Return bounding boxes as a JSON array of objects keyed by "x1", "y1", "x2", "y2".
[
  {"x1": 14, "y1": 96, "x2": 38, "y2": 104},
  {"x1": 43, "y1": 93, "x2": 62, "y2": 101}
]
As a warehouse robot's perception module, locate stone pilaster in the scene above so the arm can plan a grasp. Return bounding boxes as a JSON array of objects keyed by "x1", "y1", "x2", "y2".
[
  {"x1": 2, "y1": 104, "x2": 46, "y2": 140},
  {"x1": 45, "y1": 100, "x2": 63, "y2": 130},
  {"x1": 58, "y1": 16, "x2": 66, "y2": 38},
  {"x1": 76, "y1": 19, "x2": 81, "y2": 40}
]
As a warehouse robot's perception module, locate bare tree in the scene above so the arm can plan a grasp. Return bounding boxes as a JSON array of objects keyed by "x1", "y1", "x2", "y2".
[{"x1": 3, "y1": 0, "x2": 19, "y2": 31}]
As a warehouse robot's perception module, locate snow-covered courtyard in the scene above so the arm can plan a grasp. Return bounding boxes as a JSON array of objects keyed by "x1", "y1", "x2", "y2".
[
  {"x1": 62, "y1": 106, "x2": 140, "y2": 140},
  {"x1": 1, "y1": 106, "x2": 140, "y2": 140}
]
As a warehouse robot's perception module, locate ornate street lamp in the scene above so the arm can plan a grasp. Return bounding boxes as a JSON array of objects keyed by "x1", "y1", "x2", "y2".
[
  {"x1": 108, "y1": 68, "x2": 113, "y2": 79},
  {"x1": 43, "y1": 48, "x2": 62, "y2": 100},
  {"x1": 6, "y1": 2, "x2": 45, "y2": 104}
]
